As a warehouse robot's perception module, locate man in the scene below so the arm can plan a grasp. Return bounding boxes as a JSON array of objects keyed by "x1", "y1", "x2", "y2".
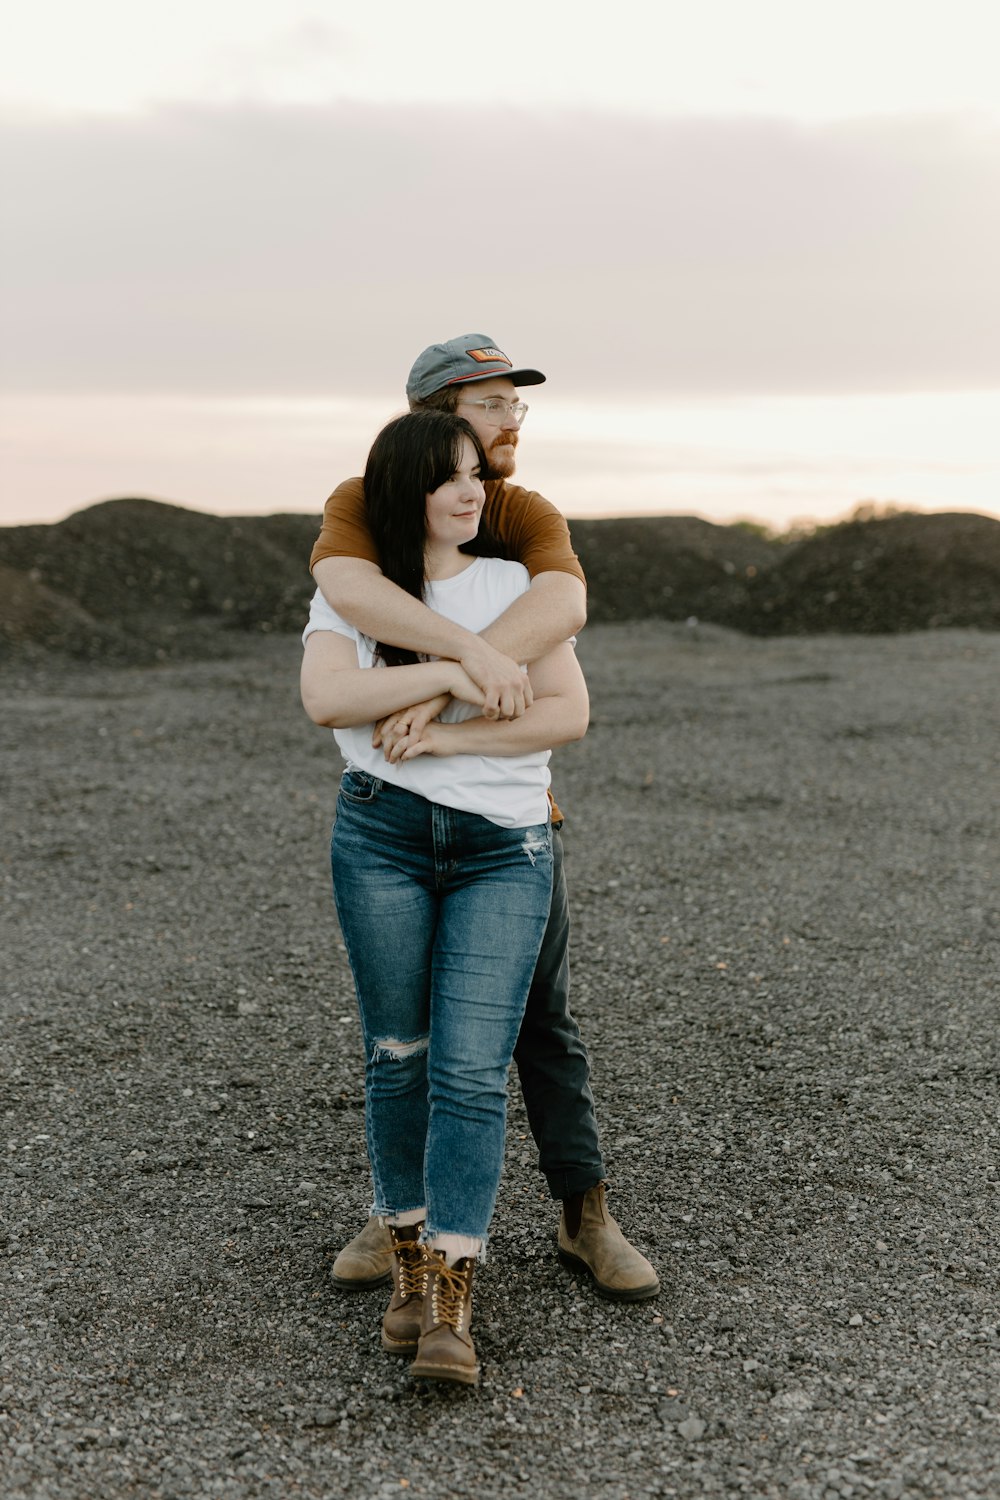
[{"x1": 310, "y1": 334, "x2": 658, "y2": 1301}]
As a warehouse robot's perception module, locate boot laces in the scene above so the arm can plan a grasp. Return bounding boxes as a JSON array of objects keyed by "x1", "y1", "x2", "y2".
[
  {"x1": 395, "y1": 1239, "x2": 426, "y2": 1299},
  {"x1": 430, "y1": 1259, "x2": 470, "y2": 1331},
  {"x1": 384, "y1": 1232, "x2": 427, "y2": 1299}
]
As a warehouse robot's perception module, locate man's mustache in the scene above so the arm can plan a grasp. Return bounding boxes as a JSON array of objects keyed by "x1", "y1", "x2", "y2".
[{"x1": 481, "y1": 429, "x2": 518, "y2": 480}]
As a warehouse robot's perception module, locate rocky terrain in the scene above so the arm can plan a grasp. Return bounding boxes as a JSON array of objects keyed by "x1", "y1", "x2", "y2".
[{"x1": 2, "y1": 614, "x2": 998, "y2": 1499}]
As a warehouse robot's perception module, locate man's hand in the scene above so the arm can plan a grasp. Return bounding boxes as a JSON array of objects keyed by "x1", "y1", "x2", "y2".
[{"x1": 459, "y1": 639, "x2": 533, "y2": 721}]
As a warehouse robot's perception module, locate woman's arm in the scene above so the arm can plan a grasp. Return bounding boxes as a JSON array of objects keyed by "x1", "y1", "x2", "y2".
[
  {"x1": 300, "y1": 631, "x2": 485, "y2": 729},
  {"x1": 388, "y1": 642, "x2": 589, "y2": 762}
]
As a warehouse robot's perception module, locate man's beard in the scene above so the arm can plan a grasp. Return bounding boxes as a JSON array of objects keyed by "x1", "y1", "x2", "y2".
[{"x1": 483, "y1": 431, "x2": 518, "y2": 481}]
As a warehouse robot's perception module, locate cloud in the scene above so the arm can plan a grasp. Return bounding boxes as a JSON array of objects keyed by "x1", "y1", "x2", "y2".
[
  {"x1": 4, "y1": 103, "x2": 999, "y2": 396},
  {"x1": 198, "y1": 18, "x2": 357, "y2": 101}
]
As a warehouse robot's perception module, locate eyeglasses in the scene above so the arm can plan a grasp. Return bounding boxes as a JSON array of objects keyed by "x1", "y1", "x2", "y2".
[{"x1": 458, "y1": 397, "x2": 529, "y2": 427}]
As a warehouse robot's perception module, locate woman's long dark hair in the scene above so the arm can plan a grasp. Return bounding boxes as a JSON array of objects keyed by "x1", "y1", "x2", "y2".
[{"x1": 363, "y1": 410, "x2": 493, "y2": 667}]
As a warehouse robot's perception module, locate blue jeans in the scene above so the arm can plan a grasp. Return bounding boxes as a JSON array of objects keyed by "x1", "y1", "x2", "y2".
[{"x1": 331, "y1": 770, "x2": 553, "y2": 1246}]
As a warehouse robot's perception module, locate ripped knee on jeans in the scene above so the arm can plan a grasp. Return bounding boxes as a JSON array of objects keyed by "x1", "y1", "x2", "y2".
[
  {"x1": 371, "y1": 1034, "x2": 429, "y2": 1064},
  {"x1": 521, "y1": 827, "x2": 550, "y2": 867}
]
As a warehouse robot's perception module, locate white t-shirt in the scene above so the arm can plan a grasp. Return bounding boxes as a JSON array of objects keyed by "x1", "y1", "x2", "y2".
[{"x1": 302, "y1": 556, "x2": 554, "y2": 829}]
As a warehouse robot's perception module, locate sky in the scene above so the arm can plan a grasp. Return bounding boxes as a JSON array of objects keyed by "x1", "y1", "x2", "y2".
[{"x1": 2, "y1": 0, "x2": 999, "y2": 531}]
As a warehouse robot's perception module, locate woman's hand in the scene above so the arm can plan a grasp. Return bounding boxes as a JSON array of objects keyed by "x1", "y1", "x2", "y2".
[
  {"x1": 372, "y1": 693, "x2": 450, "y2": 757},
  {"x1": 385, "y1": 721, "x2": 448, "y2": 764},
  {"x1": 372, "y1": 663, "x2": 486, "y2": 760}
]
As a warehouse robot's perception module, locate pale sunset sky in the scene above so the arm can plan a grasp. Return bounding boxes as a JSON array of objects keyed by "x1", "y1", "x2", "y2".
[{"x1": 2, "y1": 0, "x2": 999, "y2": 531}]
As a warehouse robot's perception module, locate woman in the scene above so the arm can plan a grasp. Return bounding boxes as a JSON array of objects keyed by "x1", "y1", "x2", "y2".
[{"x1": 300, "y1": 410, "x2": 589, "y2": 1386}]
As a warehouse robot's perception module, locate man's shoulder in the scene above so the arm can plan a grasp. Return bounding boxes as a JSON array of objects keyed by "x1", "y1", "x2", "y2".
[
  {"x1": 311, "y1": 475, "x2": 375, "y2": 571},
  {"x1": 483, "y1": 478, "x2": 564, "y2": 534},
  {"x1": 485, "y1": 477, "x2": 553, "y2": 509},
  {"x1": 329, "y1": 475, "x2": 365, "y2": 503},
  {"x1": 479, "y1": 476, "x2": 582, "y2": 579}
]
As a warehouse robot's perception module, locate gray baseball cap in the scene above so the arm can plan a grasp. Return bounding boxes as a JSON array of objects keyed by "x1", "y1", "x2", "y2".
[{"x1": 406, "y1": 334, "x2": 546, "y2": 402}]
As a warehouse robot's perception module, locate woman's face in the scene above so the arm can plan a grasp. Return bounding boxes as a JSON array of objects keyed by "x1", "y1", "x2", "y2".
[{"x1": 424, "y1": 436, "x2": 486, "y2": 549}]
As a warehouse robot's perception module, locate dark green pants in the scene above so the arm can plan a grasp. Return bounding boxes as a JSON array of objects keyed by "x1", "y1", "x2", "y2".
[{"x1": 513, "y1": 828, "x2": 606, "y2": 1199}]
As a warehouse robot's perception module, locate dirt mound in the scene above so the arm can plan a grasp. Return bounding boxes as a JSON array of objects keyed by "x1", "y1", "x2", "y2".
[
  {"x1": 1, "y1": 499, "x2": 998, "y2": 663},
  {"x1": 741, "y1": 511, "x2": 1000, "y2": 634},
  {"x1": 0, "y1": 498, "x2": 318, "y2": 663},
  {"x1": 0, "y1": 497, "x2": 318, "y2": 626},
  {"x1": 0, "y1": 563, "x2": 120, "y2": 660},
  {"x1": 569, "y1": 515, "x2": 778, "y2": 624}
]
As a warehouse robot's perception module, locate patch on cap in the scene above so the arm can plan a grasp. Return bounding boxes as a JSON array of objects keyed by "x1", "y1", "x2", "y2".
[{"x1": 467, "y1": 346, "x2": 513, "y2": 366}]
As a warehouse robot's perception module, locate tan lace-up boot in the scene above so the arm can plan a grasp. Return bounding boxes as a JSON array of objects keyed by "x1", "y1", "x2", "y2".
[
  {"x1": 381, "y1": 1225, "x2": 428, "y2": 1354},
  {"x1": 409, "y1": 1251, "x2": 479, "y2": 1387}
]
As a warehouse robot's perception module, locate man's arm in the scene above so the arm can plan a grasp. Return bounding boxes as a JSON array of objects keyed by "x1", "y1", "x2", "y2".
[
  {"x1": 313, "y1": 559, "x2": 585, "y2": 682},
  {"x1": 312, "y1": 556, "x2": 532, "y2": 721},
  {"x1": 479, "y1": 571, "x2": 586, "y2": 661},
  {"x1": 310, "y1": 475, "x2": 587, "y2": 717}
]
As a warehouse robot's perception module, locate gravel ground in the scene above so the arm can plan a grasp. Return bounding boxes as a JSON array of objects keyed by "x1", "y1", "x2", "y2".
[{"x1": 2, "y1": 622, "x2": 998, "y2": 1500}]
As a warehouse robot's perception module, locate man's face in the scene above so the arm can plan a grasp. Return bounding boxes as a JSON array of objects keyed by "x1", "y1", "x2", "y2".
[{"x1": 452, "y1": 376, "x2": 523, "y2": 480}]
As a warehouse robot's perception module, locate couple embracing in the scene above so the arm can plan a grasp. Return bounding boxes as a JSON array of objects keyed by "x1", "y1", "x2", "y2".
[{"x1": 301, "y1": 336, "x2": 658, "y2": 1386}]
